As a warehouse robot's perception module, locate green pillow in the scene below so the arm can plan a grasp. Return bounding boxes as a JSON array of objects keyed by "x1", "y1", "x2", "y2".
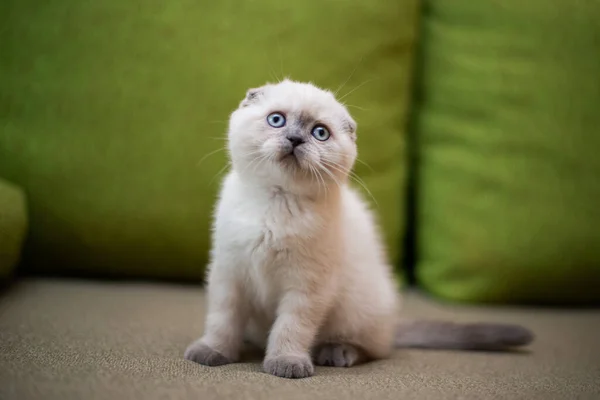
[
  {"x1": 0, "y1": 179, "x2": 27, "y2": 279},
  {"x1": 411, "y1": 1, "x2": 600, "y2": 303},
  {"x1": 0, "y1": 0, "x2": 419, "y2": 280}
]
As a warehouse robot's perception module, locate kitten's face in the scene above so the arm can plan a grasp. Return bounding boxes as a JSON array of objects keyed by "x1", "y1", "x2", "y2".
[{"x1": 227, "y1": 80, "x2": 357, "y2": 192}]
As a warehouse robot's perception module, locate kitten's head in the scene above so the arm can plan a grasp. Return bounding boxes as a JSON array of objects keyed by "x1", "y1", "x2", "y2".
[{"x1": 227, "y1": 79, "x2": 357, "y2": 193}]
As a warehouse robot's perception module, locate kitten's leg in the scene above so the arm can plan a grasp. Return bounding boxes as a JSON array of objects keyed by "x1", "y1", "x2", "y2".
[
  {"x1": 184, "y1": 264, "x2": 248, "y2": 366},
  {"x1": 263, "y1": 290, "x2": 330, "y2": 379},
  {"x1": 315, "y1": 302, "x2": 395, "y2": 367}
]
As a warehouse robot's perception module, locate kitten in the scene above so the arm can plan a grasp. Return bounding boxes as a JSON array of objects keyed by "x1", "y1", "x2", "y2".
[{"x1": 184, "y1": 79, "x2": 533, "y2": 379}]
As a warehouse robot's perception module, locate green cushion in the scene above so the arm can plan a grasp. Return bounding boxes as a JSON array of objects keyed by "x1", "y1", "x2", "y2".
[
  {"x1": 0, "y1": 179, "x2": 27, "y2": 279},
  {"x1": 412, "y1": 1, "x2": 600, "y2": 303},
  {"x1": 0, "y1": 0, "x2": 419, "y2": 280}
]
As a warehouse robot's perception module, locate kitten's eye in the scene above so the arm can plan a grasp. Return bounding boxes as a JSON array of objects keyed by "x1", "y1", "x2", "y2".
[
  {"x1": 267, "y1": 112, "x2": 286, "y2": 128},
  {"x1": 311, "y1": 125, "x2": 330, "y2": 141}
]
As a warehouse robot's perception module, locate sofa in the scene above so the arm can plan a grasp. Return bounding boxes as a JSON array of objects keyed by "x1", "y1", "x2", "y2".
[{"x1": 1, "y1": 0, "x2": 599, "y2": 399}]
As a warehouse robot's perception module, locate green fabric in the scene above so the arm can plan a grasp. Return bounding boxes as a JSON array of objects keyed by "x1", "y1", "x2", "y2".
[
  {"x1": 412, "y1": 1, "x2": 600, "y2": 303},
  {"x1": 0, "y1": 0, "x2": 419, "y2": 280},
  {"x1": 0, "y1": 179, "x2": 27, "y2": 279}
]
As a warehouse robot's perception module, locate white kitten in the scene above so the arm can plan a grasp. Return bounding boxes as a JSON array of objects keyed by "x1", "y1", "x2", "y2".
[{"x1": 184, "y1": 80, "x2": 533, "y2": 379}]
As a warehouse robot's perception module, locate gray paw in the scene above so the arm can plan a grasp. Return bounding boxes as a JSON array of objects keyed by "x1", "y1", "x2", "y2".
[
  {"x1": 263, "y1": 354, "x2": 314, "y2": 379},
  {"x1": 184, "y1": 340, "x2": 232, "y2": 366},
  {"x1": 315, "y1": 343, "x2": 361, "y2": 367}
]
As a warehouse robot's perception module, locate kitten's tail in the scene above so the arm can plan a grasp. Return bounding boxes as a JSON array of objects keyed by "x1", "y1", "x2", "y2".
[{"x1": 394, "y1": 320, "x2": 534, "y2": 351}]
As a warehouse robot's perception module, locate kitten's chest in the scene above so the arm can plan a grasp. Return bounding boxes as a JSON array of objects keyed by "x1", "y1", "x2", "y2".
[
  {"x1": 244, "y1": 190, "x2": 317, "y2": 260},
  {"x1": 223, "y1": 190, "x2": 318, "y2": 311}
]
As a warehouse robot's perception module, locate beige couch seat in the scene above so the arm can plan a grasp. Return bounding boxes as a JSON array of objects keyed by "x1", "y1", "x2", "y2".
[{"x1": 1, "y1": 279, "x2": 598, "y2": 400}]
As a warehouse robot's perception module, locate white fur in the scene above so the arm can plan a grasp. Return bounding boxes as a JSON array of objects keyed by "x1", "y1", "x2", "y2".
[{"x1": 185, "y1": 80, "x2": 399, "y2": 377}]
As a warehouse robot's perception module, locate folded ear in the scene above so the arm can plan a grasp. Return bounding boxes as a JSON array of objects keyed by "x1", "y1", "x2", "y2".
[{"x1": 240, "y1": 87, "x2": 264, "y2": 107}]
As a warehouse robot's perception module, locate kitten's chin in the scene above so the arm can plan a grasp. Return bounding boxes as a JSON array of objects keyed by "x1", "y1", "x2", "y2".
[{"x1": 277, "y1": 148, "x2": 305, "y2": 171}]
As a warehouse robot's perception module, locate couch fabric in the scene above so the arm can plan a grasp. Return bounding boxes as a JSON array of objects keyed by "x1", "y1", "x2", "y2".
[
  {"x1": 0, "y1": 179, "x2": 27, "y2": 279},
  {"x1": 0, "y1": 0, "x2": 418, "y2": 280},
  {"x1": 411, "y1": 0, "x2": 600, "y2": 303},
  {"x1": 1, "y1": 279, "x2": 598, "y2": 400}
]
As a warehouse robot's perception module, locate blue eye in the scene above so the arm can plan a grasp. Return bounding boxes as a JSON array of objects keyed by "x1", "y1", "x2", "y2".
[
  {"x1": 311, "y1": 125, "x2": 330, "y2": 141},
  {"x1": 267, "y1": 112, "x2": 286, "y2": 128}
]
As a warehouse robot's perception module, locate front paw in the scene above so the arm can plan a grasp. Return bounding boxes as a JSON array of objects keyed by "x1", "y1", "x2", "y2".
[
  {"x1": 263, "y1": 354, "x2": 314, "y2": 379},
  {"x1": 184, "y1": 340, "x2": 233, "y2": 366}
]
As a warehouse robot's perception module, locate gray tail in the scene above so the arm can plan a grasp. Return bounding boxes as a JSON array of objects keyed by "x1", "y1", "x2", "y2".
[{"x1": 395, "y1": 320, "x2": 534, "y2": 351}]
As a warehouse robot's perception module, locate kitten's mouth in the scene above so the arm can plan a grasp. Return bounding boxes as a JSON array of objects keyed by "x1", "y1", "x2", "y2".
[
  {"x1": 279, "y1": 152, "x2": 299, "y2": 166},
  {"x1": 279, "y1": 148, "x2": 301, "y2": 165}
]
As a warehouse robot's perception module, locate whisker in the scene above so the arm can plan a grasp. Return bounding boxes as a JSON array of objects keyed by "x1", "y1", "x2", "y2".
[
  {"x1": 248, "y1": 151, "x2": 273, "y2": 175},
  {"x1": 307, "y1": 164, "x2": 315, "y2": 189},
  {"x1": 353, "y1": 158, "x2": 375, "y2": 172},
  {"x1": 342, "y1": 103, "x2": 368, "y2": 111},
  {"x1": 269, "y1": 68, "x2": 279, "y2": 83},
  {"x1": 326, "y1": 160, "x2": 368, "y2": 187},
  {"x1": 208, "y1": 162, "x2": 231, "y2": 186},
  {"x1": 197, "y1": 147, "x2": 225, "y2": 166},
  {"x1": 338, "y1": 78, "x2": 377, "y2": 102},
  {"x1": 277, "y1": 35, "x2": 284, "y2": 82},
  {"x1": 246, "y1": 153, "x2": 266, "y2": 174},
  {"x1": 308, "y1": 164, "x2": 324, "y2": 196},
  {"x1": 314, "y1": 164, "x2": 329, "y2": 196},
  {"x1": 325, "y1": 151, "x2": 375, "y2": 172},
  {"x1": 334, "y1": 56, "x2": 364, "y2": 97},
  {"x1": 243, "y1": 149, "x2": 265, "y2": 158},
  {"x1": 320, "y1": 159, "x2": 378, "y2": 207},
  {"x1": 307, "y1": 164, "x2": 318, "y2": 194},
  {"x1": 316, "y1": 162, "x2": 342, "y2": 192}
]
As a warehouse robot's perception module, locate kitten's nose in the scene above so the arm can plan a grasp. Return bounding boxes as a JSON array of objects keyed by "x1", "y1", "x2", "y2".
[{"x1": 286, "y1": 134, "x2": 305, "y2": 148}]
